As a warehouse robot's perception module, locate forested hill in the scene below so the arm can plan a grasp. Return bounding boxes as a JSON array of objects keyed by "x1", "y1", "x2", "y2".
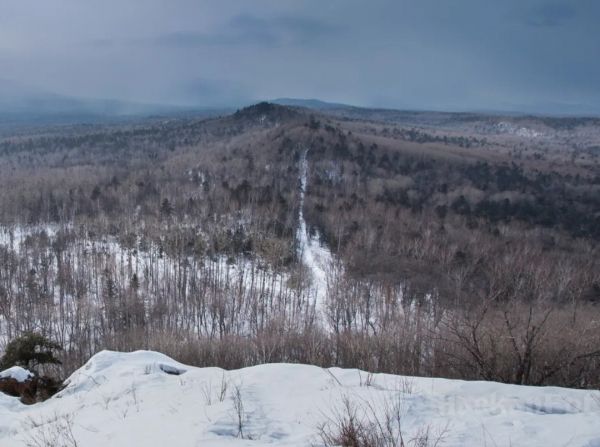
[{"x1": 0, "y1": 102, "x2": 598, "y2": 388}]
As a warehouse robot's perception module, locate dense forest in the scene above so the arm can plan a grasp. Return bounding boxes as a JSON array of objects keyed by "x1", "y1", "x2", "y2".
[{"x1": 0, "y1": 102, "x2": 599, "y2": 388}]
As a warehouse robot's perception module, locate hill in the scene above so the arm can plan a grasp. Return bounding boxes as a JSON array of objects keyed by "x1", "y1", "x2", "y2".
[
  {"x1": 0, "y1": 102, "x2": 598, "y2": 393},
  {"x1": 272, "y1": 97, "x2": 354, "y2": 110}
]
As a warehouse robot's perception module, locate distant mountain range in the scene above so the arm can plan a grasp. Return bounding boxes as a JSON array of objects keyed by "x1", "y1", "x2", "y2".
[
  {"x1": 271, "y1": 98, "x2": 356, "y2": 110},
  {"x1": 272, "y1": 97, "x2": 600, "y2": 118},
  {"x1": 1, "y1": 79, "x2": 598, "y2": 130},
  {"x1": 0, "y1": 80, "x2": 224, "y2": 128}
]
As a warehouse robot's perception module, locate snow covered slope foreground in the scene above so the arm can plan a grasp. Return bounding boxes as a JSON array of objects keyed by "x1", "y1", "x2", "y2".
[{"x1": 0, "y1": 351, "x2": 599, "y2": 446}]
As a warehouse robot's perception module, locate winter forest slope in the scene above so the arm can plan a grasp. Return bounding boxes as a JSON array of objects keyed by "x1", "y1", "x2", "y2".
[{"x1": 0, "y1": 102, "x2": 598, "y2": 390}]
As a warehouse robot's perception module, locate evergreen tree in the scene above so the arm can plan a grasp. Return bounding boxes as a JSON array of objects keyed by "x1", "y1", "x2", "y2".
[{"x1": 0, "y1": 333, "x2": 62, "y2": 372}]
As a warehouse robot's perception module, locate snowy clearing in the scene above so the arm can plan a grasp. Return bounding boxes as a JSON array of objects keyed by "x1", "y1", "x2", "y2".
[
  {"x1": 0, "y1": 350, "x2": 599, "y2": 446},
  {"x1": 297, "y1": 149, "x2": 334, "y2": 313}
]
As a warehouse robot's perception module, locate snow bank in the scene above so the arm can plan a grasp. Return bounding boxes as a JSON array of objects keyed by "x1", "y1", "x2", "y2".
[
  {"x1": 0, "y1": 350, "x2": 599, "y2": 446},
  {"x1": 0, "y1": 366, "x2": 33, "y2": 383}
]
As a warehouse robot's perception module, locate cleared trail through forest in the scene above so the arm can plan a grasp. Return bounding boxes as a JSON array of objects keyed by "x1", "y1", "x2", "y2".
[{"x1": 297, "y1": 149, "x2": 333, "y2": 314}]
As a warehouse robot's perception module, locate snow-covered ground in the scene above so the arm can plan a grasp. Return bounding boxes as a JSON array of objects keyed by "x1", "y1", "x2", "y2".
[
  {"x1": 0, "y1": 351, "x2": 599, "y2": 446},
  {"x1": 487, "y1": 122, "x2": 545, "y2": 139},
  {"x1": 297, "y1": 149, "x2": 334, "y2": 312},
  {"x1": 0, "y1": 149, "x2": 335, "y2": 343},
  {"x1": 0, "y1": 224, "x2": 63, "y2": 248},
  {"x1": 0, "y1": 222, "x2": 303, "y2": 346}
]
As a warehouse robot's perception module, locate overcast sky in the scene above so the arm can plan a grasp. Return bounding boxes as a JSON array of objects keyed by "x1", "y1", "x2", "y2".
[{"x1": 1, "y1": 0, "x2": 599, "y2": 113}]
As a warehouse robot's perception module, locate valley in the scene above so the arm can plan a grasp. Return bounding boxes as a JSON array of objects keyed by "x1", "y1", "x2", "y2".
[
  {"x1": 0, "y1": 101, "x2": 599, "y2": 446},
  {"x1": 0, "y1": 102, "x2": 597, "y2": 385}
]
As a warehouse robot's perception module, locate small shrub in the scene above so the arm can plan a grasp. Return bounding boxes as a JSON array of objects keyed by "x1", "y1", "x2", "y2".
[
  {"x1": 319, "y1": 396, "x2": 447, "y2": 447},
  {"x1": 1, "y1": 332, "x2": 62, "y2": 373}
]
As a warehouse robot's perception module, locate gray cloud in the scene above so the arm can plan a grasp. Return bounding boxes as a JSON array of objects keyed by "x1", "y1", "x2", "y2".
[
  {"x1": 154, "y1": 14, "x2": 341, "y2": 48},
  {"x1": 524, "y1": 1, "x2": 577, "y2": 27},
  {"x1": 230, "y1": 14, "x2": 341, "y2": 45},
  {"x1": 0, "y1": 0, "x2": 599, "y2": 114},
  {"x1": 175, "y1": 78, "x2": 252, "y2": 107}
]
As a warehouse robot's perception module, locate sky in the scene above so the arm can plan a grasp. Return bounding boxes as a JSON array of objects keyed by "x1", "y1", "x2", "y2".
[{"x1": 0, "y1": 0, "x2": 599, "y2": 114}]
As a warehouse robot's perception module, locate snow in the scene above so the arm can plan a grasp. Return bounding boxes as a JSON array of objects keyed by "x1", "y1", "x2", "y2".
[
  {"x1": 0, "y1": 222, "x2": 299, "y2": 346},
  {"x1": 0, "y1": 366, "x2": 33, "y2": 383},
  {"x1": 0, "y1": 350, "x2": 599, "y2": 446},
  {"x1": 0, "y1": 224, "x2": 62, "y2": 248},
  {"x1": 496, "y1": 122, "x2": 544, "y2": 138},
  {"x1": 297, "y1": 149, "x2": 334, "y2": 312}
]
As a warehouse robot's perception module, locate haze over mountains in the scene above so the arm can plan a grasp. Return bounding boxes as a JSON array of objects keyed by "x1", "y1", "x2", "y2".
[
  {"x1": 0, "y1": 79, "x2": 221, "y2": 127},
  {"x1": 3, "y1": 78, "x2": 600, "y2": 131}
]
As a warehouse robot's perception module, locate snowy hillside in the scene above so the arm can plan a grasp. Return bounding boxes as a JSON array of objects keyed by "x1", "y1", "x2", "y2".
[{"x1": 0, "y1": 351, "x2": 599, "y2": 446}]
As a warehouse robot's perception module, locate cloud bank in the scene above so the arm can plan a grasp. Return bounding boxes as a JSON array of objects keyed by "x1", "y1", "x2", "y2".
[{"x1": 0, "y1": 0, "x2": 598, "y2": 114}]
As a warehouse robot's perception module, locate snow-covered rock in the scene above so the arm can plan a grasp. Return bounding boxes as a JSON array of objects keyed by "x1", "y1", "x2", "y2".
[
  {"x1": 0, "y1": 367, "x2": 33, "y2": 383},
  {"x1": 0, "y1": 350, "x2": 599, "y2": 446}
]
